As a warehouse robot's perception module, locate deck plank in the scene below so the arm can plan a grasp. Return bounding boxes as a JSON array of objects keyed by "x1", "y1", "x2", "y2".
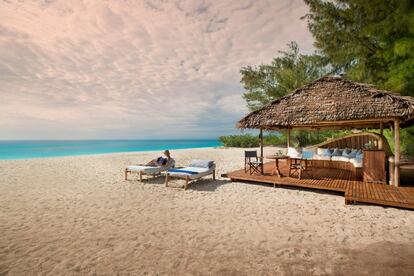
[{"x1": 225, "y1": 162, "x2": 414, "y2": 210}]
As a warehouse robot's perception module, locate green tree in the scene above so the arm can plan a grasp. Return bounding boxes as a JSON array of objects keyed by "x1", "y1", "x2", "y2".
[
  {"x1": 304, "y1": 0, "x2": 414, "y2": 156},
  {"x1": 240, "y1": 42, "x2": 330, "y2": 111},
  {"x1": 303, "y1": 0, "x2": 414, "y2": 96},
  {"x1": 240, "y1": 42, "x2": 334, "y2": 146}
]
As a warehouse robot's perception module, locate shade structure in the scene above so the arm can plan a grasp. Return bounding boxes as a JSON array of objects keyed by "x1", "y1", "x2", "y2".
[
  {"x1": 237, "y1": 76, "x2": 414, "y2": 187},
  {"x1": 237, "y1": 76, "x2": 414, "y2": 130}
]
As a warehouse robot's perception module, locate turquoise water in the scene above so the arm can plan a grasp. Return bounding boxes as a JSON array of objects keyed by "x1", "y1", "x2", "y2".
[{"x1": 0, "y1": 140, "x2": 221, "y2": 160}]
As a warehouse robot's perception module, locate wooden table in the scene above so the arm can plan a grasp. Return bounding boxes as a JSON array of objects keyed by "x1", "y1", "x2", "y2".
[{"x1": 266, "y1": 155, "x2": 289, "y2": 177}]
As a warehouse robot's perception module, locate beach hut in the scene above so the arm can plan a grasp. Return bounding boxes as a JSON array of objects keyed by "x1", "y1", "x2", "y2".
[{"x1": 237, "y1": 76, "x2": 414, "y2": 186}]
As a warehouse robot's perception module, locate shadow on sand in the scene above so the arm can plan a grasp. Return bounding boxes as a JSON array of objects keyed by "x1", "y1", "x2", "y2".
[
  {"x1": 187, "y1": 179, "x2": 230, "y2": 192},
  {"x1": 125, "y1": 175, "x2": 230, "y2": 192}
]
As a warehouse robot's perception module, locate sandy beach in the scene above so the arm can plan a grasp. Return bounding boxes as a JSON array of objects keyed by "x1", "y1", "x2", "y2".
[{"x1": 1, "y1": 147, "x2": 413, "y2": 275}]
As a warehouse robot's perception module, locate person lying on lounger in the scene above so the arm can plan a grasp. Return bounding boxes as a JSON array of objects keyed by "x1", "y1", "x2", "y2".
[
  {"x1": 145, "y1": 150, "x2": 175, "y2": 168},
  {"x1": 125, "y1": 150, "x2": 175, "y2": 181}
]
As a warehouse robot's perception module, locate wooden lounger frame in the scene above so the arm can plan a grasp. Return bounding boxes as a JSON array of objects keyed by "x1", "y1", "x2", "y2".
[
  {"x1": 165, "y1": 170, "x2": 216, "y2": 190},
  {"x1": 124, "y1": 167, "x2": 163, "y2": 182}
]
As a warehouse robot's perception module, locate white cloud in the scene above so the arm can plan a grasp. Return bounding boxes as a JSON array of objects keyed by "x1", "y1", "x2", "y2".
[{"x1": 0, "y1": 0, "x2": 314, "y2": 139}]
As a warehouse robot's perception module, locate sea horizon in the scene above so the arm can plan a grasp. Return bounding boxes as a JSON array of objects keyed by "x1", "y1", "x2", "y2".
[{"x1": 0, "y1": 139, "x2": 221, "y2": 160}]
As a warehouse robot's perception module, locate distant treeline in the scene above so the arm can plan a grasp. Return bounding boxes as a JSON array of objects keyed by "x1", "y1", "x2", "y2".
[
  {"x1": 219, "y1": 131, "x2": 349, "y2": 148},
  {"x1": 219, "y1": 134, "x2": 285, "y2": 148}
]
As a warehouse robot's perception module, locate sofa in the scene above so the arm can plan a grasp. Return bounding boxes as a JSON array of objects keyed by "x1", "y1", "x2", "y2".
[{"x1": 287, "y1": 147, "x2": 363, "y2": 168}]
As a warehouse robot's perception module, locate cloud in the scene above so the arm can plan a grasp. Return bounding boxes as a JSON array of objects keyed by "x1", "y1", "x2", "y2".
[{"x1": 0, "y1": 0, "x2": 314, "y2": 139}]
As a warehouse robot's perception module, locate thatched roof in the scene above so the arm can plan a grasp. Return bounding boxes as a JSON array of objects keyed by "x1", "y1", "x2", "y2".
[{"x1": 237, "y1": 76, "x2": 414, "y2": 130}]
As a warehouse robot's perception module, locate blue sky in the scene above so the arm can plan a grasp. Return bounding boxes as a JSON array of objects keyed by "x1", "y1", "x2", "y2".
[{"x1": 0, "y1": 0, "x2": 314, "y2": 139}]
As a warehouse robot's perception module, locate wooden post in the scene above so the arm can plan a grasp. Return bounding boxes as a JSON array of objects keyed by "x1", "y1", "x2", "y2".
[
  {"x1": 287, "y1": 127, "x2": 291, "y2": 148},
  {"x1": 184, "y1": 175, "x2": 189, "y2": 190},
  {"x1": 378, "y1": 122, "x2": 384, "y2": 150},
  {"x1": 259, "y1": 128, "x2": 264, "y2": 174},
  {"x1": 124, "y1": 169, "x2": 128, "y2": 180},
  {"x1": 388, "y1": 156, "x2": 395, "y2": 185},
  {"x1": 165, "y1": 173, "x2": 169, "y2": 187},
  {"x1": 394, "y1": 120, "x2": 400, "y2": 187}
]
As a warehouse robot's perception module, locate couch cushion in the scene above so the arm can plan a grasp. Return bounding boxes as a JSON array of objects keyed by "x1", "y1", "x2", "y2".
[
  {"x1": 288, "y1": 147, "x2": 302, "y2": 158},
  {"x1": 317, "y1": 148, "x2": 332, "y2": 157},
  {"x1": 356, "y1": 150, "x2": 364, "y2": 159},
  {"x1": 317, "y1": 147, "x2": 325, "y2": 155},
  {"x1": 302, "y1": 150, "x2": 313, "y2": 160},
  {"x1": 347, "y1": 149, "x2": 358, "y2": 158},
  {"x1": 313, "y1": 154, "x2": 331, "y2": 161},
  {"x1": 306, "y1": 147, "x2": 317, "y2": 155},
  {"x1": 331, "y1": 156, "x2": 350, "y2": 162},
  {"x1": 342, "y1": 148, "x2": 351, "y2": 157},
  {"x1": 350, "y1": 158, "x2": 363, "y2": 168},
  {"x1": 331, "y1": 148, "x2": 342, "y2": 156}
]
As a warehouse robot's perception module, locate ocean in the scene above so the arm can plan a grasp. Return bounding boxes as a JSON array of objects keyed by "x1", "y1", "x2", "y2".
[{"x1": 0, "y1": 140, "x2": 221, "y2": 160}]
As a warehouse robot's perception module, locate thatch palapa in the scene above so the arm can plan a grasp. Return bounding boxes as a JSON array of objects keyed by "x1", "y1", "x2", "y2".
[{"x1": 237, "y1": 76, "x2": 414, "y2": 130}]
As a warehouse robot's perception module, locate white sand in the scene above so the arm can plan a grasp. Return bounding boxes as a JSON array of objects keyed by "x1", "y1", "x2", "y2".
[{"x1": 1, "y1": 147, "x2": 413, "y2": 275}]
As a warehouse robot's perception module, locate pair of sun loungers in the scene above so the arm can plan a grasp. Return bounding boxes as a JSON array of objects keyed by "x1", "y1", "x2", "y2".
[{"x1": 125, "y1": 159, "x2": 216, "y2": 190}]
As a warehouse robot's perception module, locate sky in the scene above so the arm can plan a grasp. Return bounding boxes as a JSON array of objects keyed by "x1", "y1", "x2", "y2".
[{"x1": 0, "y1": 0, "x2": 314, "y2": 140}]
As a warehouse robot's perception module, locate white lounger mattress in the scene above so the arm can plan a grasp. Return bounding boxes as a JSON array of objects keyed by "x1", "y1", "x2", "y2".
[
  {"x1": 126, "y1": 165, "x2": 165, "y2": 174},
  {"x1": 167, "y1": 166, "x2": 214, "y2": 180}
]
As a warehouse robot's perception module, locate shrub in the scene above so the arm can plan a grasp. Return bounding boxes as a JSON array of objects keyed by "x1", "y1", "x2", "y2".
[
  {"x1": 219, "y1": 134, "x2": 259, "y2": 148},
  {"x1": 263, "y1": 133, "x2": 286, "y2": 146},
  {"x1": 219, "y1": 133, "x2": 286, "y2": 148},
  {"x1": 383, "y1": 126, "x2": 414, "y2": 158},
  {"x1": 219, "y1": 130, "x2": 352, "y2": 148}
]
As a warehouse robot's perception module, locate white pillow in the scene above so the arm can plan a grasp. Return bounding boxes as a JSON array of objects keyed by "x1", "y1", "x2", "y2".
[
  {"x1": 305, "y1": 147, "x2": 317, "y2": 155},
  {"x1": 342, "y1": 148, "x2": 351, "y2": 156},
  {"x1": 288, "y1": 147, "x2": 302, "y2": 158},
  {"x1": 318, "y1": 148, "x2": 332, "y2": 157},
  {"x1": 317, "y1": 147, "x2": 325, "y2": 155},
  {"x1": 347, "y1": 149, "x2": 358, "y2": 158},
  {"x1": 331, "y1": 148, "x2": 342, "y2": 156}
]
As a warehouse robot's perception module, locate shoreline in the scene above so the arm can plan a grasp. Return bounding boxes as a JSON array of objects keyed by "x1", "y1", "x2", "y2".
[{"x1": 0, "y1": 145, "x2": 222, "y2": 162}]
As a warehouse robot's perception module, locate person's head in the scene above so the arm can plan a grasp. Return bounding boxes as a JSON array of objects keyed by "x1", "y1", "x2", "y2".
[{"x1": 164, "y1": 150, "x2": 170, "y2": 159}]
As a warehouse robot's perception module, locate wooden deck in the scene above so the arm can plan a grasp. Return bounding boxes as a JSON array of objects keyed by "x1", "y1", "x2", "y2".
[{"x1": 224, "y1": 161, "x2": 414, "y2": 210}]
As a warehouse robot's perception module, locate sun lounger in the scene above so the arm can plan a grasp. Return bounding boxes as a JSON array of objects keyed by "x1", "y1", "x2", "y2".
[
  {"x1": 125, "y1": 159, "x2": 175, "y2": 182},
  {"x1": 164, "y1": 160, "x2": 216, "y2": 190}
]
